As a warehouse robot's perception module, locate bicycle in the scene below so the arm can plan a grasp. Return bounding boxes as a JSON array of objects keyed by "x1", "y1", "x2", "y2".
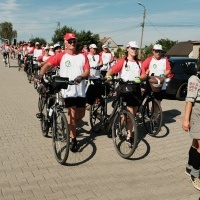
[
  {"x1": 26, "y1": 55, "x2": 35, "y2": 83},
  {"x1": 137, "y1": 76, "x2": 163, "y2": 137},
  {"x1": 36, "y1": 74, "x2": 74, "y2": 164},
  {"x1": 17, "y1": 53, "x2": 23, "y2": 71},
  {"x1": 89, "y1": 78, "x2": 138, "y2": 159}
]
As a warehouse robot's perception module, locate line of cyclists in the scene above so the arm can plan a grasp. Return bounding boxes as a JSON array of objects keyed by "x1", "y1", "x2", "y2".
[{"x1": 2, "y1": 33, "x2": 171, "y2": 154}]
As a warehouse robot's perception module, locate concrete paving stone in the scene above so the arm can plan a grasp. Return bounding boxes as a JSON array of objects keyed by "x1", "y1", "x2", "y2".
[
  {"x1": 45, "y1": 191, "x2": 66, "y2": 200},
  {"x1": 0, "y1": 57, "x2": 200, "y2": 199},
  {"x1": 31, "y1": 186, "x2": 52, "y2": 197},
  {"x1": 14, "y1": 190, "x2": 35, "y2": 200},
  {"x1": 0, "y1": 195, "x2": 15, "y2": 200},
  {"x1": 2, "y1": 186, "x2": 22, "y2": 196},
  {"x1": 76, "y1": 191, "x2": 97, "y2": 200}
]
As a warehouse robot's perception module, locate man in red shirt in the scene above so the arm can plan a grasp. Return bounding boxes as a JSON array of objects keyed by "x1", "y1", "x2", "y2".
[
  {"x1": 36, "y1": 33, "x2": 90, "y2": 152},
  {"x1": 141, "y1": 44, "x2": 171, "y2": 101}
]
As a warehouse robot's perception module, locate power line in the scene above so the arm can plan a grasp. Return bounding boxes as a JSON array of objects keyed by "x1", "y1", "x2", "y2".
[{"x1": 146, "y1": 16, "x2": 168, "y2": 39}]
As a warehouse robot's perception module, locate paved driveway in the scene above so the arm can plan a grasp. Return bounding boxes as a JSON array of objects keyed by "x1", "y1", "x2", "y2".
[{"x1": 0, "y1": 56, "x2": 199, "y2": 200}]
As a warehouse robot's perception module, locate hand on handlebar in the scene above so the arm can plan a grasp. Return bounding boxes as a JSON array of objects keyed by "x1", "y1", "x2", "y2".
[
  {"x1": 74, "y1": 76, "x2": 83, "y2": 84},
  {"x1": 34, "y1": 74, "x2": 43, "y2": 83},
  {"x1": 133, "y1": 77, "x2": 141, "y2": 83}
]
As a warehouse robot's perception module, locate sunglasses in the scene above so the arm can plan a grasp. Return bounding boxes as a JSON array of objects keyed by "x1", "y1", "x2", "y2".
[
  {"x1": 67, "y1": 39, "x2": 77, "y2": 44},
  {"x1": 130, "y1": 47, "x2": 139, "y2": 50},
  {"x1": 154, "y1": 49, "x2": 162, "y2": 53}
]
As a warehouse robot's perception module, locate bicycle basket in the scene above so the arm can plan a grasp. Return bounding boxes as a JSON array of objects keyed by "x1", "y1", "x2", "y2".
[
  {"x1": 50, "y1": 76, "x2": 69, "y2": 92},
  {"x1": 148, "y1": 76, "x2": 165, "y2": 92}
]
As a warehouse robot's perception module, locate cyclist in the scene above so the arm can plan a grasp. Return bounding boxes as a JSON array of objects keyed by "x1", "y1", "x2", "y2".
[
  {"x1": 141, "y1": 44, "x2": 171, "y2": 101},
  {"x1": 2, "y1": 42, "x2": 10, "y2": 66},
  {"x1": 49, "y1": 46, "x2": 55, "y2": 56},
  {"x1": 85, "y1": 44, "x2": 103, "y2": 107},
  {"x1": 38, "y1": 46, "x2": 50, "y2": 67},
  {"x1": 105, "y1": 41, "x2": 143, "y2": 145},
  {"x1": 36, "y1": 33, "x2": 90, "y2": 152},
  {"x1": 53, "y1": 43, "x2": 62, "y2": 54},
  {"x1": 99, "y1": 44, "x2": 114, "y2": 77},
  {"x1": 33, "y1": 42, "x2": 43, "y2": 76}
]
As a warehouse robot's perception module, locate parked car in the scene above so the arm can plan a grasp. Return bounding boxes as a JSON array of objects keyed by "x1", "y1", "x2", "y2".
[{"x1": 165, "y1": 57, "x2": 198, "y2": 101}]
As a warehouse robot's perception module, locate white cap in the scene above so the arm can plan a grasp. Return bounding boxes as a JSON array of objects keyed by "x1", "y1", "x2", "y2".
[
  {"x1": 102, "y1": 44, "x2": 108, "y2": 49},
  {"x1": 35, "y1": 42, "x2": 40, "y2": 45},
  {"x1": 89, "y1": 44, "x2": 97, "y2": 49},
  {"x1": 44, "y1": 46, "x2": 49, "y2": 50},
  {"x1": 153, "y1": 44, "x2": 162, "y2": 50},
  {"x1": 54, "y1": 43, "x2": 61, "y2": 48},
  {"x1": 50, "y1": 46, "x2": 54, "y2": 49},
  {"x1": 127, "y1": 41, "x2": 139, "y2": 48}
]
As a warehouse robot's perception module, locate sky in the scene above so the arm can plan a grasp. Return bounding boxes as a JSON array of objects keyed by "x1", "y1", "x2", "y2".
[{"x1": 1, "y1": 0, "x2": 200, "y2": 48}]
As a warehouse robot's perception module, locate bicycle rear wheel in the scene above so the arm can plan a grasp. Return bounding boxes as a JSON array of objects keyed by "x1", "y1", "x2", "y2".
[
  {"x1": 112, "y1": 110, "x2": 138, "y2": 159},
  {"x1": 90, "y1": 102, "x2": 104, "y2": 133},
  {"x1": 52, "y1": 111, "x2": 70, "y2": 164},
  {"x1": 142, "y1": 98, "x2": 163, "y2": 137}
]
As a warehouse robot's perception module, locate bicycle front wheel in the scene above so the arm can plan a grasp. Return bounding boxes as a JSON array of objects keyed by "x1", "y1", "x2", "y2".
[
  {"x1": 52, "y1": 111, "x2": 70, "y2": 164},
  {"x1": 142, "y1": 98, "x2": 163, "y2": 137},
  {"x1": 27, "y1": 65, "x2": 32, "y2": 83},
  {"x1": 112, "y1": 110, "x2": 138, "y2": 159},
  {"x1": 38, "y1": 96, "x2": 49, "y2": 137}
]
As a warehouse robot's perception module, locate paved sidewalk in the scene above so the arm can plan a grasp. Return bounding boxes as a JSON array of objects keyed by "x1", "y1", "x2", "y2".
[{"x1": 0, "y1": 56, "x2": 199, "y2": 200}]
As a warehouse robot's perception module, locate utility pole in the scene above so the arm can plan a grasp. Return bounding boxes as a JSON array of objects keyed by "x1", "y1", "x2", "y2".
[
  {"x1": 56, "y1": 21, "x2": 60, "y2": 30},
  {"x1": 138, "y1": 2, "x2": 146, "y2": 59}
]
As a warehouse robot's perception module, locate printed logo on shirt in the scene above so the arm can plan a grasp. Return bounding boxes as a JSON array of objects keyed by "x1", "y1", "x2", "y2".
[
  {"x1": 153, "y1": 64, "x2": 157, "y2": 69},
  {"x1": 65, "y1": 60, "x2": 71, "y2": 67},
  {"x1": 189, "y1": 82, "x2": 198, "y2": 92}
]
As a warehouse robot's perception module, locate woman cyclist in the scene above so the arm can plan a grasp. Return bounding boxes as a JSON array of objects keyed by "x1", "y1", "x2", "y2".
[{"x1": 105, "y1": 41, "x2": 144, "y2": 145}]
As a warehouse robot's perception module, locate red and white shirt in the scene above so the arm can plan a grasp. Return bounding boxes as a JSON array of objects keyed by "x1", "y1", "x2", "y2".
[
  {"x1": 99, "y1": 51, "x2": 113, "y2": 71},
  {"x1": 111, "y1": 58, "x2": 142, "y2": 82},
  {"x1": 141, "y1": 56, "x2": 171, "y2": 89},
  {"x1": 47, "y1": 52, "x2": 90, "y2": 98},
  {"x1": 141, "y1": 56, "x2": 171, "y2": 76},
  {"x1": 87, "y1": 53, "x2": 100, "y2": 78}
]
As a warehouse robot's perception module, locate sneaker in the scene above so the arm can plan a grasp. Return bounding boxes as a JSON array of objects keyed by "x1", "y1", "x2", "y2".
[
  {"x1": 190, "y1": 176, "x2": 200, "y2": 191},
  {"x1": 185, "y1": 167, "x2": 191, "y2": 176},
  {"x1": 126, "y1": 137, "x2": 133, "y2": 147},
  {"x1": 70, "y1": 138, "x2": 78, "y2": 152}
]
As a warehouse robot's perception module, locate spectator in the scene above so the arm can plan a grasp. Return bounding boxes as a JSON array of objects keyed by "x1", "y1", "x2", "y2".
[{"x1": 182, "y1": 74, "x2": 200, "y2": 191}]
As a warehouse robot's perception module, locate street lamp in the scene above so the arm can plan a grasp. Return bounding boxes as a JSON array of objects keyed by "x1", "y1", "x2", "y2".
[{"x1": 138, "y1": 2, "x2": 146, "y2": 58}]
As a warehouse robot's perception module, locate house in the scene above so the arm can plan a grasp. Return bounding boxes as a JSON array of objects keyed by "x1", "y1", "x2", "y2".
[
  {"x1": 166, "y1": 40, "x2": 200, "y2": 59},
  {"x1": 100, "y1": 37, "x2": 123, "y2": 53}
]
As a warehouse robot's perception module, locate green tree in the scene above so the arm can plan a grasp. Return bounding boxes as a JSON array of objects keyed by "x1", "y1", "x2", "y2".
[
  {"x1": 0, "y1": 21, "x2": 17, "y2": 44},
  {"x1": 76, "y1": 30, "x2": 100, "y2": 53},
  {"x1": 30, "y1": 37, "x2": 47, "y2": 46},
  {"x1": 52, "y1": 26, "x2": 76, "y2": 46},
  {"x1": 52, "y1": 26, "x2": 100, "y2": 53},
  {"x1": 142, "y1": 38, "x2": 178, "y2": 60},
  {"x1": 155, "y1": 38, "x2": 177, "y2": 54}
]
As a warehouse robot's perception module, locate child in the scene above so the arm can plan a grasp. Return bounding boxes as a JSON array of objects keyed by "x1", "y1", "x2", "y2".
[{"x1": 182, "y1": 74, "x2": 200, "y2": 191}]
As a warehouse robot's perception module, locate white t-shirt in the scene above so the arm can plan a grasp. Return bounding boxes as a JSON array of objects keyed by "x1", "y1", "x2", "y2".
[{"x1": 87, "y1": 53, "x2": 100, "y2": 79}]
